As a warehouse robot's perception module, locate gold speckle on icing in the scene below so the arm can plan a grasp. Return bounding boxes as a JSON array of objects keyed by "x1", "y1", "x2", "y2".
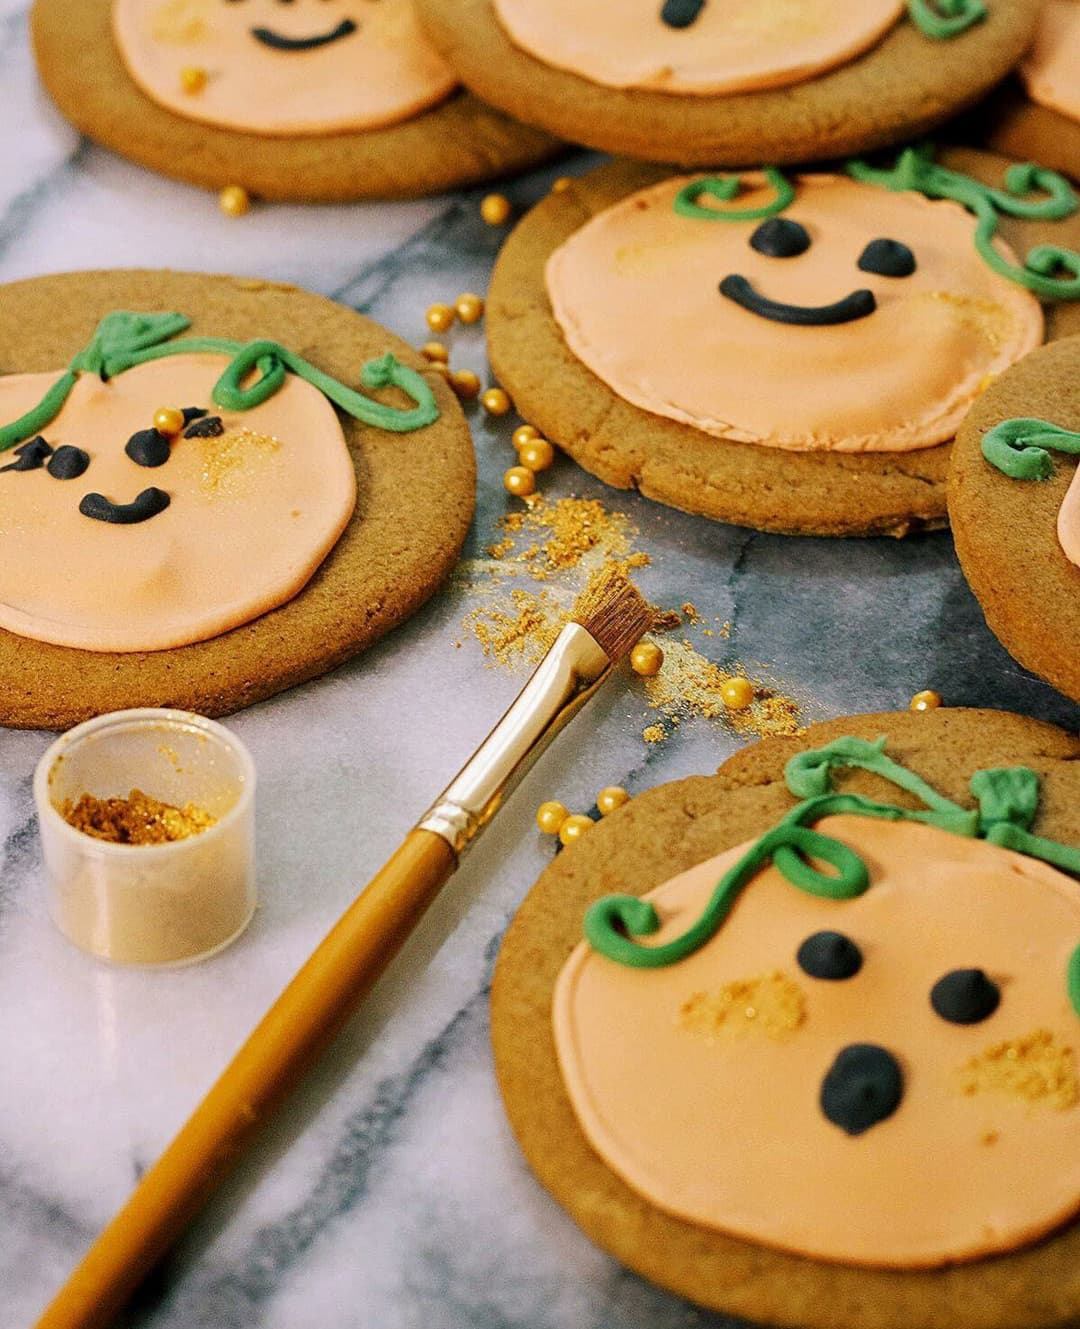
[
  {"x1": 680, "y1": 970, "x2": 806, "y2": 1042},
  {"x1": 913, "y1": 291, "x2": 1014, "y2": 352},
  {"x1": 150, "y1": 0, "x2": 210, "y2": 44},
  {"x1": 958, "y1": 1029, "x2": 1079, "y2": 1111},
  {"x1": 199, "y1": 426, "x2": 282, "y2": 495}
]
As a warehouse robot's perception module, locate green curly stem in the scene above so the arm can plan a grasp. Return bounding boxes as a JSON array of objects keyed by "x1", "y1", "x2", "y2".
[
  {"x1": 0, "y1": 309, "x2": 439, "y2": 452},
  {"x1": 981, "y1": 417, "x2": 1080, "y2": 480},
  {"x1": 907, "y1": 0, "x2": 986, "y2": 39},
  {"x1": 847, "y1": 147, "x2": 1080, "y2": 300},
  {"x1": 673, "y1": 168, "x2": 795, "y2": 222}
]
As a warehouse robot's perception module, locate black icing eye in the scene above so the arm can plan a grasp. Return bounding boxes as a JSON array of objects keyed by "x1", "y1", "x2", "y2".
[
  {"x1": 857, "y1": 238, "x2": 916, "y2": 278},
  {"x1": 750, "y1": 217, "x2": 811, "y2": 259},
  {"x1": 661, "y1": 0, "x2": 706, "y2": 28},
  {"x1": 125, "y1": 429, "x2": 172, "y2": 468},
  {"x1": 47, "y1": 446, "x2": 90, "y2": 480},
  {"x1": 797, "y1": 931, "x2": 863, "y2": 981},
  {"x1": 930, "y1": 968, "x2": 1000, "y2": 1025}
]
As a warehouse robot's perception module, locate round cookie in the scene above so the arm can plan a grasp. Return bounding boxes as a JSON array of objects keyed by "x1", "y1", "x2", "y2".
[
  {"x1": 0, "y1": 270, "x2": 475, "y2": 729},
  {"x1": 31, "y1": 0, "x2": 559, "y2": 202},
  {"x1": 492, "y1": 708, "x2": 1080, "y2": 1329},
  {"x1": 415, "y1": 0, "x2": 1042, "y2": 168},
  {"x1": 487, "y1": 147, "x2": 1080, "y2": 537},
  {"x1": 949, "y1": 337, "x2": 1080, "y2": 704}
]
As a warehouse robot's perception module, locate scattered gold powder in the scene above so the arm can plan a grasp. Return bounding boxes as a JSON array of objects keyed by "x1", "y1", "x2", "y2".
[
  {"x1": 958, "y1": 1029, "x2": 1078, "y2": 1111},
  {"x1": 465, "y1": 588, "x2": 564, "y2": 668},
  {"x1": 151, "y1": 0, "x2": 209, "y2": 43},
  {"x1": 61, "y1": 789, "x2": 217, "y2": 845},
  {"x1": 680, "y1": 971, "x2": 806, "y2": 1041},
  {"x1": 642, "y1": 724, "x2": 666, "y2": 744},
  {"x1": 681, "y1": 602, "x2": 701, "y2": 625},
  {"x1": 915, "y1": 290, "x2": 1012, "y2": 351},
  {"x1": 200, "y1": 427, "x2": 282, "y2": 494}
]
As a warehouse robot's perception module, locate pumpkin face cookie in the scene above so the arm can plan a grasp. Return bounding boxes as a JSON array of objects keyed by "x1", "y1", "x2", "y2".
[
  {"x1": 31, "y1": 0, "x2": 559, "y2": 201},
  {"x1": 488, "y1": 147, "x2": 1080, "y2": 536},
  {"x1": 493, "y1": 709, "x2": 1080, "y2": 1326},
  {"x1": 416, "y1": 0, "x2": 1042, "y2": 167},
  {"x1": 0, "y1": 270, "x2": 475, "y2": 728},
  {"x1": 949, "y1": 335, "x2": 1080, "y2": 703}
]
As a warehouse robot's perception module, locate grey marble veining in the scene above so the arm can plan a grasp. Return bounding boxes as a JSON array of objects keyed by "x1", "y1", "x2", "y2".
[{"x1": 0, "y1": 5, "x2": 1077, "y2": 1326}]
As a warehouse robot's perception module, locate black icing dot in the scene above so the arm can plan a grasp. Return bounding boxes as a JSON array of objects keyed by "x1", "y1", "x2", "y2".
[
  {"x1": 930, "y1": 969, "x2": 1000, "y2": 1025},
  {"x1": 183, "y1": 415, "x2": 224, "y2": 439},
  {"x1": 1, "y1": 436, "x2": 52, "y2": 472},
  {"x1": 181, "y1": 405, "x2": 209, "y2": 425},
  {"x1": 820, "y1": 1044, "x2": 903, "y2": 1136},
  {"x1": 660, "y1": 0, "x2": 706, "y2": 27},
  {"x1": 797, "y1": 931, "x2": 863, "y2": 981},
  {"x1": 750, "y1": 217, "x2": 811, "y2": 259},
  {"x1": 125, "y1": 428, "x2": 171, "y2": 468},
  {"x1": 79, "y1": 488, "x2": 171, "y2": 525},
  {"x1": 857, "y1": 237, "x2": 917, "y2": 278},
  {"x1": 47, "y1": 445, "x2": 90, "y2": 480}
]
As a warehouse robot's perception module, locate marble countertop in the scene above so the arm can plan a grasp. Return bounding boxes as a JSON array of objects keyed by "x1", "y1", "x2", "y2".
[{"x1": 2, "y1": 4, "x2": 1077, "y2": 1326}]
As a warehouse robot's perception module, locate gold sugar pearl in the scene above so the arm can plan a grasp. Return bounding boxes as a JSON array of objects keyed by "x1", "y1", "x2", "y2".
[
  {"x1": 518, "y1": 439, "x2": 554, "y2": 473},
  {"x1": 219, "y1": 185, "x2": 250, "y2": 218},
  {"x1": 536, "y1": 800, "x2": 569, "y2": 835},
  {"x1": 426, "y1": 303, "x2": 455, "y2": 334},
  {"x1": 480, "y1": 193, "x2": 512, "y2": 226},
  {"x1": 504, "y1": 465, "x2": 536, "y2": 498},
  {"x1": 450, "y1": 369, "x2": 481, "y2": 401},
  {"x1": 454, "y1": 292, "x2": 485, "y2": 325},
  {"x1": 910, "y1": 689, "x2": 943, "y2": 713},
  {"x1": 630, "y1": 641, "x2": 664, "y2": 677},
  {"x1": 422, "y1": 341, "x2": 450, "y2": 363},
  {"x1": 721, "y1": 677, "x2": 755, "y2": 711},
  {"x1": 179, "y1": 66, "x2": 207, "y2": 95},
  {"x1": 596, "y1": 786, "x2": 629, "y2": 816},
  {"x1": 559, "y1": 814, "x2": 594, "y2": 847},
  {"x1": 512, "y1": 424, "x2": 539, "y2": 450},
  {"x1": 152, "y1": 406, "x2": 185, "y2": 437},
  {"x1": 482, "y1": 387, "x2": 512, "y2": 417}
]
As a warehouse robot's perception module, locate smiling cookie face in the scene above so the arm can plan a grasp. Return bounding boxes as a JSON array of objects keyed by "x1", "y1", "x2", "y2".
[
  {"x1": 555, "y1": 816, "x2": 1080, "y2": 1268},
  {"x1": 546, "y1": 173, "x2": 1045, "y2": 452},
  {"x1": 0, "y1": 353, "x2": 356, "y2": 651},
  {"x1": 492, "y1": 0, "x2": 904, "y2": 95},
  {"x1": 112, "y1": 0, "x2": 456, "y2": 135}
]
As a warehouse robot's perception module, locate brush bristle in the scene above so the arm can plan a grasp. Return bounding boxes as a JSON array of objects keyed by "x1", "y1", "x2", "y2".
[{"x1": 571, "y1": 566, "x2": 654, "y2": 664}]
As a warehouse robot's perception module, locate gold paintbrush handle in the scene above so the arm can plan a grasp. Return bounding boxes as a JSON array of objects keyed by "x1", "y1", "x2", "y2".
[{"x1": 36, "y1": 828, "x2": 456, "y2": 1329}]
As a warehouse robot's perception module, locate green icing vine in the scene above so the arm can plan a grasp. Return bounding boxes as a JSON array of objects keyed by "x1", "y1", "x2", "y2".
[
  {"x1": 982, "y1": 417, "x2": 1080, "y2": 480},
  {"x1": 847, "y1": 146, "x2": 1080, "y2": 300},
  {"x1": 672, "y1": 167, "x2": 795, "y2": 222},
  {"x1": 0, "y1": 310, "x2": 440, "y2": 453},
  {"x1": 582, "y1": 736, "x2": 1080, "y2": 1015},
  {"x1": 907, "y1": 0, "x2": 986, "y2": 39}
]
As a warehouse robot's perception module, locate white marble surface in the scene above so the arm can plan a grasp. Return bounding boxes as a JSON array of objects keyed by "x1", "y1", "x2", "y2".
[{"x1": 1, "y1": 5, "x2": 1077, "y2": 1326}]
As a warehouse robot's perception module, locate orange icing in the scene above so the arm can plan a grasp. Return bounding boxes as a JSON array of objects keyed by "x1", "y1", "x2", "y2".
[
  {"x1": 112, "y1": 0, "x2": 456, "y2": 136},
  {"x1": 0, "y1": 354, "x2": 356, "y2": 652},
  {"x1": 492, "y1": 0, "x2": 904, "y2": 96},
  {"x1": 1058, "y1": 463, "x2": 1080, "y2": 567},
  {"x1": 1020, "y1": 1, "x2": 1080, "y2": 126},
  {"x1": 553, "y1": 817, "x2": 1080, "y2": 1268},
  {"x1": 546, "y1": 174, "x2": 1044, "y2": 453}
]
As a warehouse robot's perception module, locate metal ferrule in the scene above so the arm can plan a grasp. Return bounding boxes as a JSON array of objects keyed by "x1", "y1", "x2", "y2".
[{"x1": 417, "y1": 622, "x2": 611, "y2": 857}]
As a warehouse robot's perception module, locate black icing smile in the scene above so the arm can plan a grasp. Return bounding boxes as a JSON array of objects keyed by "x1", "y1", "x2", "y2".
[
  {"x1": 250, "y1": 18, "x2": 358, "y2": 50},
  {"x1": 719, "y1": 273, "x2": 877, "y2": 326}
]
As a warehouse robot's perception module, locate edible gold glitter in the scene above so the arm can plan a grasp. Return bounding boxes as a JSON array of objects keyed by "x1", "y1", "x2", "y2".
[
  {"x1": 642, "y1": 724, "x2": 666, "y2": 744},
  {"x1": 200, "y1": 427, "x2": 282, "y2": 494},
  {"x1": 681, "y1": 971, "x2": 806, "y2": 1041},
  {"x1": 61, "y1": 789, "x2": 216, "y2": 845},
  {"x1": 916, "y1": 290, "x2": 1011, "y2": 351},
  {"x1": 151, "y1": 0, "x2": 209, "y2": 43},
  {"x1": 958, "y1": 1029, "x2": 1078, "y2": 1111}
]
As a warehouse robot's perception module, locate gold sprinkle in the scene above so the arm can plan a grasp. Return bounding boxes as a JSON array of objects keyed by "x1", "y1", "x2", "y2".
[
  {"x1": 681, "y1": 971, "x2": 806, "y2": 1042},
  {"x1": 958, "y1": 1029, "x2": 1078, "y2": 1111}
]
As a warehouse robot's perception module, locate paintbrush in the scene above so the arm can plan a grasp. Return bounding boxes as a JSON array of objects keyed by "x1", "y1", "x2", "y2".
[{"x1": 37, "y1": 566, "x2": 653, "y2": 1329}]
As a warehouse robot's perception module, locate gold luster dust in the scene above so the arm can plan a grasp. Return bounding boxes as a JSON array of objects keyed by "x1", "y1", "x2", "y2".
[
  {"x1": 465, "y1": 587, "x2": 564, "y2": 668},
  {"x1": 916, "y1": 290, "x2": 1011, "y2": 351},
  {"x1": 680, "y1": 971, "x2": 806, "y2": 1041},
  {"x1": 200, "y1": 426, "x2": 282, "y2": 493},
  {"x1": 151, "y1": 0, "x2": 208, "y2": 42},
  {"x1": 61, "y1": 789, "x2": 216, "y2": 845},
  {"x1": 958, "y1": 1029, "x2": 1079, "y2": 1111}
]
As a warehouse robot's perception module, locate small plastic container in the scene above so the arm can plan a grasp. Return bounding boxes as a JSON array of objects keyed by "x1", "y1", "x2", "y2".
[{"x1": 34, "y1": 708, "x2": 256, "y2": 967}]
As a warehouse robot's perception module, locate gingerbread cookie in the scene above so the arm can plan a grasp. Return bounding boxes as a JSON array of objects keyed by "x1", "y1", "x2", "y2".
[
  {"x1": 978, "y1": 1, "x2": 1080, "y2": 183},
  {"x1": 488, "y1": 147, "x2": 1080, "y2": 536},
  {"x1": 31, "y1": 0, "x2": 559, "y2": 201},
  {"x1": 0, "y1": 270, "x2": 475, "y2": 729},
  {"x1": 416, "y1": 0, "x2": 1041, "y2": 167},
  {"x1": 493, "y1": 708, "x2": 1080, "y2": 1327},
  {"x1": 949, "y1": 336, "x2": 1080, "y2": 704}
]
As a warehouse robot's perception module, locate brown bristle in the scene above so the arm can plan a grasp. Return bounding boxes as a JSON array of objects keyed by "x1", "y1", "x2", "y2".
[{"x1": 571, "y1": 565, "x2": 654, "y2": 663}]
